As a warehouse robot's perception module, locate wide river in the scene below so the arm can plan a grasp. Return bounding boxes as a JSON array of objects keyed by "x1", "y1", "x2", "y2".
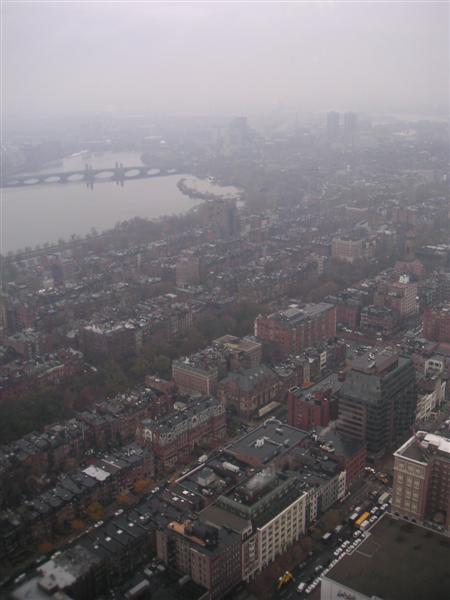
[{"x1": 2, "y1": 152, "x2": 240, "y2": 253}]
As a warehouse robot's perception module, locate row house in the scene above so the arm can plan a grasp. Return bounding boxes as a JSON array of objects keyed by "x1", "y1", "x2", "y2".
[
  {"x1": 0, "y1": 445, "x2": 154, "y2": 562},
  {"x1": 137, "y1": 397, "x2": 226, "y2": 473},
  {"x1": 0, "y1": 390, "x2": 155, "y2": 508},
  {"x1": 0, "y1": 348, "x2": 84, "y2": 402}
]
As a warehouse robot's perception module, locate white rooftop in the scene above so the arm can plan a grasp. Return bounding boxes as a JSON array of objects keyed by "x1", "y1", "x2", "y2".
[
  {"x1": 83, "y1": 465, "x2": 110, "y2": 482},
  {"x1": 424, "y1": 432, "x2": 450, "y2": 456}
]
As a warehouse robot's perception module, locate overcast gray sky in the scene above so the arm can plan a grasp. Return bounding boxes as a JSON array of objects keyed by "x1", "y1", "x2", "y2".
[{"x1": 3, "y1": 1, "x2": 449, "y2": 118}]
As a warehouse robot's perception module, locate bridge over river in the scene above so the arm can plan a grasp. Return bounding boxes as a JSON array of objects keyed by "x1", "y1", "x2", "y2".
[{"x1": 1, "y1": 164, "x2": 181, "y2": 188}]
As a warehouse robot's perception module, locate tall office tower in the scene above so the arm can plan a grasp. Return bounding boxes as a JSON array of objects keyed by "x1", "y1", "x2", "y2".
[
  {"x1": 203, "y1": 198, "x2": 240, "y2": 241},
  {"x1": 326, "y1": 111, "x2": 340, "y2": 139},
  {"x1": 337, "y1": 350, "x2": 417, "y2": 461},
  {"x1": 392, "y1": 432, "x2": 450, "y2": 531},
  {"x1": 343, "y1": 111, "x2": 358, "y2": 135}
]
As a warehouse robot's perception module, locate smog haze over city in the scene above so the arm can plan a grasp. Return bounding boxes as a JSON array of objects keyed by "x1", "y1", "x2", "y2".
[
  {"x1": 4, "y1": 1, "x2": 449, "y2": 120},
  {"x1": 1, "y1": 3, "x2": 450, "y2": 600}
]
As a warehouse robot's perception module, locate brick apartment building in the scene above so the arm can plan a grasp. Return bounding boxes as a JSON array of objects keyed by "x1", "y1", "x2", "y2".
[
  {"x1": 217, "y1": 364, "x2": 280, "y2": 420},
  {"x1": 175, "y1": 254, "x2": 201, "y2": 286},
  {"x1": 392, "y1": 432, "x2": 450, "y2": 531},
  {"x1": 374, "y1": 274, "x2": 419, "y2": 319},
  {"x1": 157, "y1": 518, "x2": 241, "y2": 599},
  {"x1": 254, "y1": 303, "x2": 336, "y2": 357},
  {"x1": 212, "y1": 335, "x2": 262, "y2": 371},
  {"x1": 331, "y1": 236, "x2": 374, "y2": 263},
  {"x1": 316, "y1": 426, "x2": 367, "y2": 490},
  {"x1": 326, "y1": 293, "x2": 362, "y2": 330},
  {"x1": 80, "y1": 321, "x2": 142, "y2": 361},
  {"x1": 287, "y1": 386, "x2": 331, "y2": 431},
  {"x1": 172, "y1": 359, "x2": 219, "y2": 396},
  {"x1": 360, "y1": 305, "x2": 398, "y2": 336},
  {"x1": 423, "y1": 304, "x2": 450, "y2": 343},
  {"x1": 136, "y1": 398, "x2": 226, "y2": 473},
  {"x1": 172, "y1": 336, "x2": 262, "y2": 397}
]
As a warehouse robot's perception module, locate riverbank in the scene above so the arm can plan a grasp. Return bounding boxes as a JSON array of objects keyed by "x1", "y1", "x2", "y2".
[{"x1": 177, "y1": 177, "x2": 241, "y2": 201}]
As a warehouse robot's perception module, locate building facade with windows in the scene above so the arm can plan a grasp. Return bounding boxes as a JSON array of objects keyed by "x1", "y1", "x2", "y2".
[
  {"x1": 254, "y1": 303, "x2": 336, "y2": 357},
  {"x1": 392, "y1": 431, "x2": 450, "y2": 531},
  {"x1": 337, "y1": 351, "x2": 417, "y2": 461}
]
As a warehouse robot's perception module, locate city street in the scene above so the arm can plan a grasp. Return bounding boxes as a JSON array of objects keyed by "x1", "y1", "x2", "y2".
[{"x1": 271, "y1": 475, "x2": 389, "y2": 600}]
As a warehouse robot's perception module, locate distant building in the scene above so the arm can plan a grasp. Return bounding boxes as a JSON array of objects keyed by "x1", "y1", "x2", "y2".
[
  {"x1": 175, "y1": 254, "x2": 201, "y2": 286},
  {"x1": 326, "y1": 291, "x2": 362, "y2": 330},
  {"x1": 173, "y1": 336, "x2": 262, "y2": 397},
  {"x1": 254, "y1": 303, "x2": 336, "y2": 357},
  {"x1": 203, "y1": 199, "x2": 240, "y2": 242},
  {"x1": 80, "y1": 321, "x2": 141, "y2": 361},
  {"x1": 326, "y1": 111, "x2": 340, "y2": 139},
  {"x1": 172, "y1": 358, "x2": 219, "y2": 396},
  {"x1": 374, "y1": 274, "x2": 419, "y2": 318},
  {"x1": 392, "y1": 431, "x2": 450, "y2": 531},
  {"x1": 360, "y1": 304, "x2": 398, "y2": 336},
  {"x1": 331, "y1": 235, "x2": 373, "y2": 263},
  {"x1": 343, "y1": 111, "x2": 358, "y2": 136},
  {"x1": 213, "y1": 334, "x2": 262, "y2": 370},
  {"x1": 423, "y1": 303, "x2": 450, "y2": 342}
]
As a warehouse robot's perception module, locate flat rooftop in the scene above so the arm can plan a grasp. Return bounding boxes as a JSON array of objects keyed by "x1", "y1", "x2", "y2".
[
  {"x1": 272, "y1": 302, "x2": 334, "y2": 325},
  {"x1": 226, "y1": 420, "x2": 310, "y2": 466},
  {"x1": 395, "y1": 432, "x2": 450, "y2": 463},
  {"x1": 324, "y1": 515, "x2": 450, "y2": 600},
  {"x1": 351, "y1": 350, "x2": 399, "y2": 375}
]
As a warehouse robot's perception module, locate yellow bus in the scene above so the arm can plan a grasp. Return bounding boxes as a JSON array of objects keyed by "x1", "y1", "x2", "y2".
[{"x1": 354, "y1": 511, "x2": 370, "y2": 527}]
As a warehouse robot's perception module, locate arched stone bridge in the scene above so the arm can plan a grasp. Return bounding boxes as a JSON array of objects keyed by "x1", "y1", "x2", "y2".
[{"x1": 1, "y1": 164, "x2": 181, "y2": 188}]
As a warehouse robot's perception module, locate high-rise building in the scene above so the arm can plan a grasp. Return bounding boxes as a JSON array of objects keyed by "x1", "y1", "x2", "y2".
[
  {"x1": 343, "y1": 111, "x2": 358, "y2": 135},
  {"x1": 326, "y1": 111, "x2": 340, "y2": 139},
  {"x1": 337, "y1": 350, "x2": 417, "y2": 461},
  {"x1": 203, "y1": 198, "x2": 240, "y2": 241},
  {"x1": 392, "y1": 431, "x2": 450, "y2": 531}
]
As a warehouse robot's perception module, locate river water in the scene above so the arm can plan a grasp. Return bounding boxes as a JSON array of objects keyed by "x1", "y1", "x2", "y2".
[{"x1": 2, "y1": 152, "x2": 240, "y2": 253}]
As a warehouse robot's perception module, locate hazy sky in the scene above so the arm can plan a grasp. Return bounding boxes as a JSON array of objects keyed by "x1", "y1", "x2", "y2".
[{"x1": 3, "y1": 1, "x2": 449, "y2": 118}]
